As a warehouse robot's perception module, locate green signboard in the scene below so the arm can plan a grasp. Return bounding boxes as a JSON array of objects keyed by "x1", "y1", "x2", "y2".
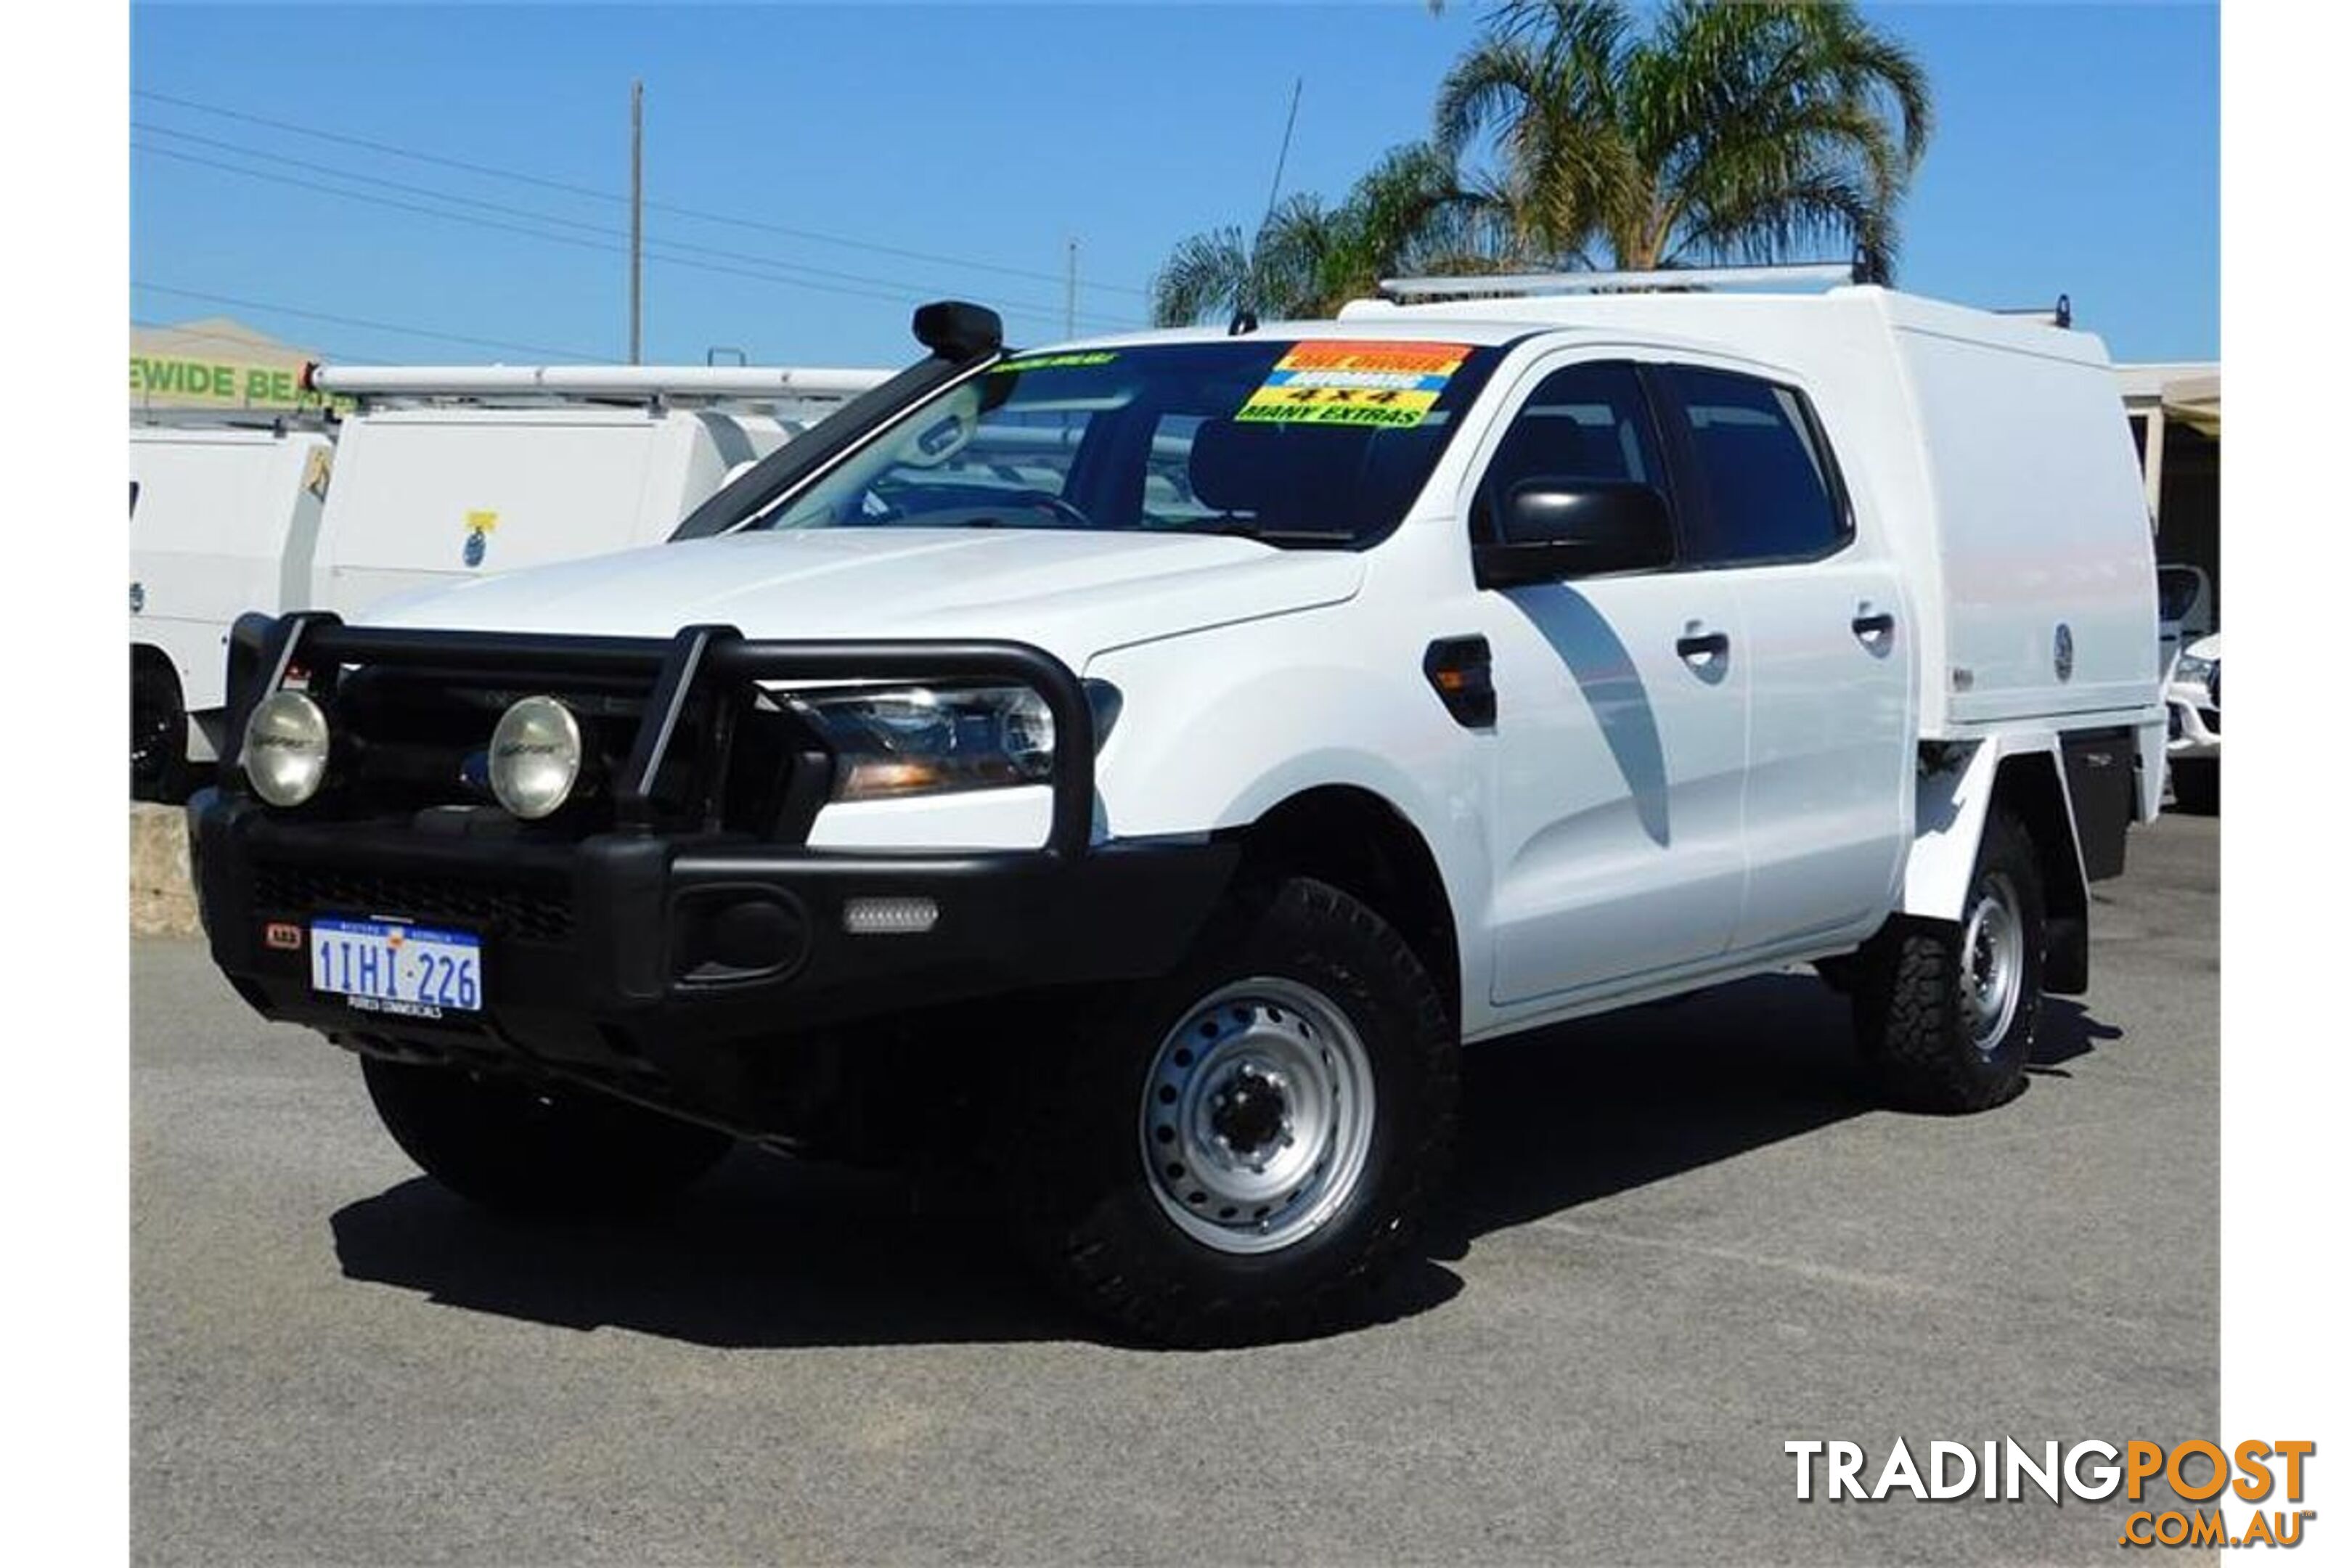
[{"x1": 128, "y1": 354, "x2": 340, "y2": 409}]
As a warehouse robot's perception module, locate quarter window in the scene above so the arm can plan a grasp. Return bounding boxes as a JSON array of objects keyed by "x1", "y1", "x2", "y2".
[{"x1": 1663, "y1": 367, "x2": 1847, "y2": 565}]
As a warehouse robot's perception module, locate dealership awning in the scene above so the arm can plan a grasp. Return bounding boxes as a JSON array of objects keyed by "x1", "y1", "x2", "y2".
[
  {"x1": 2156, "y1": 372, "x2": 2220, "y2": 438},
  {"x1": 2115, "y1": 362, "x2": 2221, "y2": 436}
]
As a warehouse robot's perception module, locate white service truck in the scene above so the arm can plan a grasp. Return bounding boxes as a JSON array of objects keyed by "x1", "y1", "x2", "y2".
[
  {"x1": 130, "y1": 365, "x2": 884, "y2": 797},
  {"x1": 130, "y1": 419, "x2": 335, "y2": 799},
  {"x1": 191, "y1": 272, "x2": 2163, "y2": 1345}
]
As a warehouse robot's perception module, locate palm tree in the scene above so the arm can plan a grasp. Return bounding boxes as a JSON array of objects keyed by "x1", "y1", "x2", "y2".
[
  {"x1": 1150, "y1": 143, "x2": 1502, "y2": 327},
  {"x1": 1434, "y1": 0, "x2": 1931, "y2": 277}
]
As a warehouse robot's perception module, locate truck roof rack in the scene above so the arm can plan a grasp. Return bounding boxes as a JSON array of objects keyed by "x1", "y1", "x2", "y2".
[
  {"x1": 1379, "y1": 258, "x2": 1865, "y2": 301},
  {"x1": 1992, "y1": 294, "x2": 2075, "y2": 330},
  {"x1": 303, "y1": 363, "x2": 893, "y2": 404}
]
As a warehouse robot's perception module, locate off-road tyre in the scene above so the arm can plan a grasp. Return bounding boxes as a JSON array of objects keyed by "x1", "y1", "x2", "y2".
[
  {"x1": 1001, "y1": 876, "x2": 1458, "y2": 1347},
  {"x1": 131, "y1": 658, "x2": 191, "y2": 803},
  {"x1": 1853, "y1": 808, "x2": 2046, "y2": 1114},
  {"x1": 361, "y1": 1055, "x2": 735, "y2": 1216}
]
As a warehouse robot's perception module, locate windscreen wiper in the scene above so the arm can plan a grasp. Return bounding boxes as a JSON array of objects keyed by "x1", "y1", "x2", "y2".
[{"x1": 1185, "y1": 520, "x2": 1358, "y2": 546}]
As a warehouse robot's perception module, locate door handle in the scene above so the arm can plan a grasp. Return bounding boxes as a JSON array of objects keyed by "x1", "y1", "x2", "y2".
[
  {"x1": 1675, "y1": 629, "x2": 1731, "y2": 663},
  {"x1": 1852, "y1": 611, "x2": 1895, "y2": 638}
]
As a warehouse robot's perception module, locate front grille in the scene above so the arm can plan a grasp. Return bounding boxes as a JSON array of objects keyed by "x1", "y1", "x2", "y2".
[
  {"x1": 251, "y1": 859, "x2": 575, "y2": 944},
  {"x1": 324, "y1": 665, "x2": 812, "y2": 840}
]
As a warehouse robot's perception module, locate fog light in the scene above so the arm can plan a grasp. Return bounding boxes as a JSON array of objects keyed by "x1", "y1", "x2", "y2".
[
  {"x1": 843, "y1": 896, "x2": 939, "y2": 936},
  {"x1": 241, "y1": 690, "x2": 330, "y2": 807},
  {"x1": 489, "y1": 695, "x2": 582, "y2": 820}
]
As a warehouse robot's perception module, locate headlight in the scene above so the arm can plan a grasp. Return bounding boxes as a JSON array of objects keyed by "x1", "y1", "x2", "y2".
[
  {"x1": 240, "y1": 690, "x2": 330, "y2": 807},
  {"x1": 2173, "y1": 653, "x2": 2215, "y2": 691},
  {"x1": 489, "y1": 695, "x2": 584, "y2": 820},
  {"x1": 796, "y1": 681, "x2": 1118, "y2": 803}
]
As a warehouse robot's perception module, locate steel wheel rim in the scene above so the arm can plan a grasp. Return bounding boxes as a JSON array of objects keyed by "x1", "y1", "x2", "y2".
[
  {"x1": 1962, "y1": 870, "x2": 2025, "y2": 1054},
  {"x1": 1138, "y1": 976, "x2": 1376, "y2": 1255}
]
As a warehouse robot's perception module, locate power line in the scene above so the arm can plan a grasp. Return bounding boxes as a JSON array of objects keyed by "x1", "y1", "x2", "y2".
[
  {"x1": 131, "y1": 86, "x2": 1153, "y2": 300},
  {"x1": 133, "y1": 138, "x2": 1133, "y2": 333},
  {"x1": 132, "y1": 282, "x2": 609, "y2": 362},
  {"x1": 131, "y1": 125, "x2": 1134, "y2": 332}
]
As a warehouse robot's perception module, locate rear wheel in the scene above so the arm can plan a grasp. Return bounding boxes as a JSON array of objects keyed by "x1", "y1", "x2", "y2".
[
  {"x1": 131, "y1": 658, "x2": 189, "y2": 802},
  {"x1": 361, "y1": 1055, "x2": 735, "y2": 1215},
  {"x1": 1002, "y1": 877, "x2": 1458, "y2": 1346},
  {"x1": 1853, "y1": 808, "x2": 2045, "y2": 1113}
]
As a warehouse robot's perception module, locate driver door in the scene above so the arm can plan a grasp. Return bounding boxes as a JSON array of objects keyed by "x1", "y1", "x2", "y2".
[{"x1": 1468, "y1": 358, "x2": 1749, "y2": 1006}]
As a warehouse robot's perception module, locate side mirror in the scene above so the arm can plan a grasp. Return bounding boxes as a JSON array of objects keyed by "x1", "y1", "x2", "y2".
[{"x1": 1474, "y1": 478, "x2": 1674, "y2": 589}]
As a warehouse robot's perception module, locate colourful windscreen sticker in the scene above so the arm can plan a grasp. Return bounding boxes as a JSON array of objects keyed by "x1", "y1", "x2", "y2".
[
  {"x1": 995, "y1": 351, "x2": 1119, "y2": 373},
  {"x1": 1237, "y1": 341, "x2": 1471, "y2": 428}
]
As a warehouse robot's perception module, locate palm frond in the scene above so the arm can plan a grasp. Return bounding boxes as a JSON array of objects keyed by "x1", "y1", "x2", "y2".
[{"x1": 1148, "y1": 226, "x2": 1251, "y2": 327}]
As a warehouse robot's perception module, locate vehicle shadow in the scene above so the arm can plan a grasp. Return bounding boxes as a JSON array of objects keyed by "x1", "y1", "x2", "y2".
[{"x1": 330, "y1": 973, "x2": 2120, "y2": 1349}]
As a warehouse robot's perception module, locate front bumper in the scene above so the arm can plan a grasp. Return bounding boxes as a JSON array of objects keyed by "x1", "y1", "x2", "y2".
[
  {"x1": 192, "y1": 615, "x2": 1241, "y2": 1124},
  {"x1": 194, "y1": 788, "x2": 1236, "y2": 1063}
]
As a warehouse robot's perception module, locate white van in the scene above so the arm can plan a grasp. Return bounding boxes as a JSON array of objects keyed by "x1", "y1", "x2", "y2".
[{"x1": 193, "y1": 274, "x2": 2162, "y2": 1345}]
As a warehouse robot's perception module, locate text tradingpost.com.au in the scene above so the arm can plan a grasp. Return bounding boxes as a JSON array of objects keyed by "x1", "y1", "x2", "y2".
[{"x1": 1784, "y1": 1438, "x2": 2317, "y2": 1550}]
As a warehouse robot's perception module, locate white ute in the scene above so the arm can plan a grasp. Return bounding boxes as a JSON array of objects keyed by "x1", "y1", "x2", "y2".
[{"x1": 192, "y1": 272, "x2": 2163, "y2": 1345}]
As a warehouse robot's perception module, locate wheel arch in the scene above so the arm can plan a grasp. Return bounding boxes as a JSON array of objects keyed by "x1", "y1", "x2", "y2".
[
  {"x1": 1900, "y1": 736, "x2": 2090, "y2": 995},
  {"x1": 131, "y1": 640, "x2": 180, "y2": 686},
  {"x1": 1217, "y1": 784, "x2": 1462, "y2": 1027}
]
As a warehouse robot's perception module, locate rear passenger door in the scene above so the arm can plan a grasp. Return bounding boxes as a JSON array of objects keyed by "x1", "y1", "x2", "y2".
[
  {"x1": 1651, "y1": 364, "x2": 1911, "y2": 953},
  {"x1": 1471, "y1": 359, "x2": 1749, "y2": 1005}
]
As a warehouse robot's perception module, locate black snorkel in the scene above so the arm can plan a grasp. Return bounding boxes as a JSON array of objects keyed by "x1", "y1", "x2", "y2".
[{"x1": 669, "y1": 301, "x2": 1005, "y2": 541}]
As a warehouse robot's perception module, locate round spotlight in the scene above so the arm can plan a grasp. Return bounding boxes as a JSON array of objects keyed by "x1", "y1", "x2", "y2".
[
  {"x1": 489, "y1": 695, "x2": 582, "y2": 820},
  {"x1": 242, "y1": 690, "x2": 331, "y2": 807}
]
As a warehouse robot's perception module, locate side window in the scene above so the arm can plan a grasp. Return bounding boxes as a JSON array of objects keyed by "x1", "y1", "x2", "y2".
[
  {"x1": 1473, "y1": 360, "x2": 1669, "y2": 540},
  {"x1": 1662, "y1": 367, "x2": 1848, "y2": 565}
]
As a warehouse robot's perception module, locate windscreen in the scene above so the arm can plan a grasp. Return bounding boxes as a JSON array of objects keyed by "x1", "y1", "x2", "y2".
[{"x1": 741, "y1": 338, "x2": 1504, "y2": 549}]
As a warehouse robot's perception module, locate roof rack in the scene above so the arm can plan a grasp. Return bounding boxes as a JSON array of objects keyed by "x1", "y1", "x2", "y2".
[
  {"x1": 1993, "y1": 294, "x2": 2074, "y2": 330},
  {"x1": 303, "y1": 363, "x2": 891, "y2": 403},
  {"x1": 1379, "y1": 258, "x2": 1865, "y2": 301}
]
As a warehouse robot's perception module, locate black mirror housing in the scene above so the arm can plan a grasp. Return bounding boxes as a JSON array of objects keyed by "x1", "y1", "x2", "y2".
[{"x1": 1474, "y1": 478, "x2": 1675, "y2": 589}]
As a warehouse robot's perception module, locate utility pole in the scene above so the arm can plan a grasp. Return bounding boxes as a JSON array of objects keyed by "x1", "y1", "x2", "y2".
[
  {"x1": 1064, "y1": 236, "x2": 1078, "y2": 340},
  {"x1": 629, "y1": 79, "x2": 644, "y2": 364}
]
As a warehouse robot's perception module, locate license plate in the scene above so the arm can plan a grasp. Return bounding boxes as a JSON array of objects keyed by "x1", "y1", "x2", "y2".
[{"x1": 310, "y1": 917, "x2": 482, "y2": 1016}]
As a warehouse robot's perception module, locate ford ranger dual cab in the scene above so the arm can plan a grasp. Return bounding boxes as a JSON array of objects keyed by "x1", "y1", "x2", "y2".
[{"x1": 189, "y1": 277, "x2": 2163, "y2": 1346}]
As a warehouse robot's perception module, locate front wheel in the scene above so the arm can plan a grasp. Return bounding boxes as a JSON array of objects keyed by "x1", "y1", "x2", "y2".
[
  {"x1": 1853, "y1": 808, "x2": 2046, "y2": 1113},
  {"x1": 1002, "y1": 877, "x2": 1458, "y2": 1346},
  {"x1": 361, "y1": 1055, "x2": 735, "y2": 1216}
]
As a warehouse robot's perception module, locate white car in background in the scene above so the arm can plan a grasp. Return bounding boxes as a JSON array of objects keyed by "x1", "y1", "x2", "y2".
[
  {"x1": 2166, "y1": 632, "x2": 2221, "y2": 813},
  {"x1": 2155, "y1": 563, "x2": 2212, "y2": 679}
]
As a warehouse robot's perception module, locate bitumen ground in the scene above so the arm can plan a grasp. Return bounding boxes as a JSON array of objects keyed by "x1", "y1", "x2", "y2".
[{"x1": 131, "y1": 813, "x2": 2218, "y2": 1565}]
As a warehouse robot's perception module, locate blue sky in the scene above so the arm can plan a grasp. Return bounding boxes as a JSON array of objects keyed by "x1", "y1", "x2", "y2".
[{"x1": 129, "y1": 1, "x2": 2218, "y2": 369}]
